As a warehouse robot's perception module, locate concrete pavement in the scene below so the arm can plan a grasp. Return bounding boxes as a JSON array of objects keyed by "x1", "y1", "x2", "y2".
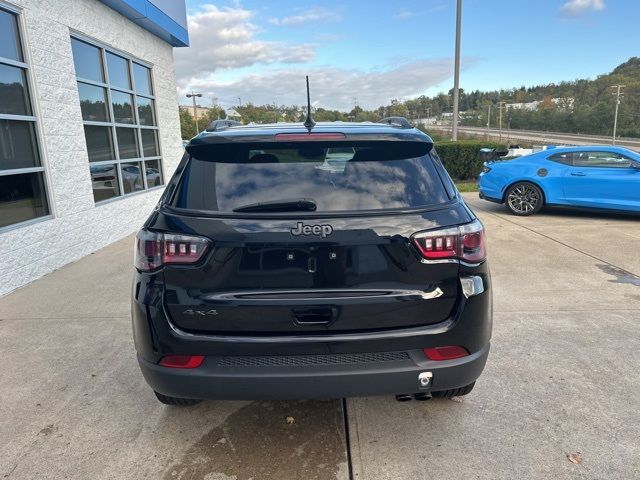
[
  {"x1": 349, "y1": 195, "x2": 640, "y2": 480},
  {"x1": 0, "y1": 238, "x2": 348, "y2": 480},
  {"x1": 1, "y1": 193, "x2": 638, "y2": 479}
]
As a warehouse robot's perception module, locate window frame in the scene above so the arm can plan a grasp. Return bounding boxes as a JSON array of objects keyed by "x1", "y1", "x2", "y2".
[
  {"x1": 71, "y1": 32, "x2": 163, "y2": 204},
  {"x1": 0, "y1": 2, "x2": 53, "y2": 232}
]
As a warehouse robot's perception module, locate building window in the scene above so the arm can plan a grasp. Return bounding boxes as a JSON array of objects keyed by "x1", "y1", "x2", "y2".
[
  {"x1": 0, "y1": 6, "x2": 50, "y2": 230},
  {"x1": 71, "y1": 36, "x2": 163, "y2": 203}
]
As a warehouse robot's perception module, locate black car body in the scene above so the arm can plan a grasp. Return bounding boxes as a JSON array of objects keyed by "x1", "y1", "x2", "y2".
[{"x1": 132, "y1": 121, "x2": 492, "y2": 403}]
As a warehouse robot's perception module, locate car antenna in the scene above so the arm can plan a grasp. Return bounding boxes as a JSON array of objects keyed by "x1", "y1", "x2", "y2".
[{"x1": 303, "y1": 76, "x2": 315, "y2": 133}]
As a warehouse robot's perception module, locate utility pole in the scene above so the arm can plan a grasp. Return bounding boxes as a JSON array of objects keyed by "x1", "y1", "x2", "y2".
[
  {"x1": 186, "y1": 91, "x2": 202, "y2": 135},
  {"x1": 451, "y1": 0, "x2": 462, "y2": 141},
  {"x1": 486, "y1": 104, "x2": 491, "y2": 137},
  {"x1": 611, "y1": 85, "x2": 625, "y2": 145},
  {"x1": 497, "y1": 101, "x2": 506, "y2": 141}
]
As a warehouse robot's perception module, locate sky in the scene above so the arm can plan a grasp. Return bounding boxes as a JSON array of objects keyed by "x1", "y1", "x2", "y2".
[{"x1": 175, "y1": 0, "x2": 640, "y2": 111}]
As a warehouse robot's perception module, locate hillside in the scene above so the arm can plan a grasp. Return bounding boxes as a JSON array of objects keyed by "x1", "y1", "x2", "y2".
[{"x1": 412, "y1": 57, "x2": 640, "y2": 138}]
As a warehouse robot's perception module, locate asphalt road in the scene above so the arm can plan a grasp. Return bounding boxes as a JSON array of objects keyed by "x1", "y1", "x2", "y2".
[
  {"x1": 1, "y1": 193, "x2": 639, "y2": 479},
  {"x1": 428, "y1": 125, "x2": 640, "y2": 151}
]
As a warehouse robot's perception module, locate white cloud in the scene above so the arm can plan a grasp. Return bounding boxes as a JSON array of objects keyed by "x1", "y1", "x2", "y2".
[
  {"x1": 394, "y1": 3, "x2": 447, "y2": 19},
  {"x1": 394, "y1": 10, "x2": 418, "y2": 20},
  {"x1": 559, "y1": 0, "x2": 605, "y2": 16},
  {"x1": 269, "y1": 7, "x2": 342, "y2": 27},
  {"x1": 174, "y1": 4, "x2": 463, "y2": 111},
  {"x1": 179, "y1": 59, "x2": 461, "y2": 111},
  {"x1": 173, "y1": 5, "x2": 316, "y2": 81}
]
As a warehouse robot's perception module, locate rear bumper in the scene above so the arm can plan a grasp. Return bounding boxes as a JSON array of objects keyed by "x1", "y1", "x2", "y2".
[
  {"x1": 138, "y1": 343, "x2": 490, "y2": 400},
  {"x1": 477, "y1": 174, "x2": 504, "y2": 203},
  {"x1": 478, "y1": 191, "x2": 502, "y2": 203}
]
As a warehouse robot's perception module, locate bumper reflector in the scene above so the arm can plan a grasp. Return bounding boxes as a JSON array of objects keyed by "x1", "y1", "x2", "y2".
[
  {"x1": 460, "y1": 275, "x2": 485, "y2": 298},
  {"x1": 159, "y1": 355, "x2": 205, "y2": 369},
  {"x1": 423, "y1": 346, "x2": 469, "y2": 361}
]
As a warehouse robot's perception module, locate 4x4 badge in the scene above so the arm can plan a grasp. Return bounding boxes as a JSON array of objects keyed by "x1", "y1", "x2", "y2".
[
  {"x1": 183, "y1": 309, "x2": 218, "y2": 316},
  {"x1": 290, "y1": 222, "x2": 333, "y2": 238}
]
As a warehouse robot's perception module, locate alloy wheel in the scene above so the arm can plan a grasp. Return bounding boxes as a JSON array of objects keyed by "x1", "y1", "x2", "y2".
[{"x1": 507, "y1": 184, "x2": 540, "y2": 215}]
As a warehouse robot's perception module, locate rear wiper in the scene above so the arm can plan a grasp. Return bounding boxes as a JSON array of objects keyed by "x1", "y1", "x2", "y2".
[{"x1": 232, "y1": 198, "x2": 317, "y2": 213}]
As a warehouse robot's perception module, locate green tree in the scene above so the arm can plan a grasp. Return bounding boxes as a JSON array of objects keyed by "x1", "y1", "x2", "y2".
[
  {"x1": 203, "y1": 106, "x2": 226, "y2": 125},
  {"x1": 179, "y1": 108, "x2": 196, "y2": 139}
]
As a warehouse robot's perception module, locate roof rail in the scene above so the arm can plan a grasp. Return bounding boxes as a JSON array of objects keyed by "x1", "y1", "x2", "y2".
[
  {"x1": 205, "y1": 119, "x2": 242, "y2": 132},
  {"x1": 377, "y1": 117, "x2": 413, "y2": 128}
]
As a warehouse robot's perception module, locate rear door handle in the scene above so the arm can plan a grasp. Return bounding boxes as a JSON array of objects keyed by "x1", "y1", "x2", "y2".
[
  {"x1": 292, "y1": 307, "x2": 337, "y2": 326},
  {"x1": 570, "y1": 172, "x2": 586, "y2": 176}
]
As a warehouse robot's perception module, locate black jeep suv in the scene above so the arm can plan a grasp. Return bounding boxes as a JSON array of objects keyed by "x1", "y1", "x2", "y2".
[{"x1": 132, "y1": 120, "x2": 492, "y2": 405}]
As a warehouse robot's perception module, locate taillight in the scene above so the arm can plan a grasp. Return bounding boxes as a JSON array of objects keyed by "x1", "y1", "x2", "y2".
[
  {"x1": 411, "y1": 219, "x2": 486, "y2": 263},
  {"x1": 423, "y1": 346, "x2": 469, "y2": 361},
  {"x1": 134, "y1": 230, "x2": 210, "y2": 272},
  {"x1": 159, "y1": 355, "x2": 205, "y2": 369},
  {"x1": 412, "y1": 226, "x2": 458, "y2": 259},
  {"x1": 459, "y1": 221, "x2": 486, "y2": 263},
  {"x1": 163, "y1": 234, "x2": 210, "y2": 265}
]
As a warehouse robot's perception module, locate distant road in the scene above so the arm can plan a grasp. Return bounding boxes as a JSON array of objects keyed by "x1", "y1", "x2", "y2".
[{"x1": 427, "y1": 125, "x2": 640, "y2": 151}]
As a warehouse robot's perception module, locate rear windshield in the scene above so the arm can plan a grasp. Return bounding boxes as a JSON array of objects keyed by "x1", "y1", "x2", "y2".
[{"x1": 172, "y1": 141, "x2": 447, "y2": 213}]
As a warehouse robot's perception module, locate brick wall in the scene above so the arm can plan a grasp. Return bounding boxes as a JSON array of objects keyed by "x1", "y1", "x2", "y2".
[{"x1": 0, "y1": 0, "x2": 183, "y2": 296}]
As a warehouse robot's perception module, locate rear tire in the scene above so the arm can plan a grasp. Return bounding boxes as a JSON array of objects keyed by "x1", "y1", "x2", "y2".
[
  {"x1": 432, "y1": 382, "x2": 475, "y2": 398},
  {"x1": 504, "y1": 182, "x2": 543, "y2": 216},
  {"x1": 154, "y1": 391, "x2": 202, "y2": 406}
]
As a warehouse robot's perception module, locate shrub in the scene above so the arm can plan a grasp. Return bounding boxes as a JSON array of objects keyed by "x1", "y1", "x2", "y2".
[{"x1": 433, "y1": 140, "x2": 506, "y2": 180}]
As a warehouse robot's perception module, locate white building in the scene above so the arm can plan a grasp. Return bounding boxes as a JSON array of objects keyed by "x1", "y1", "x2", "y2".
[
  {"x1": 179, "y1": 104, "x2": 211, "y2": 121},
  {"x1": 0, "y1": 0, "x2": 188, "y2": 296},
  {"x1": 415, "y1": 117, "x2": 437, "y2": 126},
  {"x1": 226, "y1": 108, "x2": 242, "y2": 121},
  {"x1": 507, "y1": 98, "x2": 575, "y2": 111}
]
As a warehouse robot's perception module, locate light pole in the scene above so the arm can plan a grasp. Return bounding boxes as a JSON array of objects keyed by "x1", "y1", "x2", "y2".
[
  {"x1": 451, "y1": 0, "x2": 462, "y2": 141},
  {"x1": 611, "y1": 85, "x2": 625, "y2": 145},
  {"x1": 186, "y1": 92, "x2": 202, "y2": 135}
]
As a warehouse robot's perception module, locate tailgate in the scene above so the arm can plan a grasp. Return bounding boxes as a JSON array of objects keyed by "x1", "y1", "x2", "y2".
[{"x1": 161, "y1": 212, "x2": 465, "y2": 334}]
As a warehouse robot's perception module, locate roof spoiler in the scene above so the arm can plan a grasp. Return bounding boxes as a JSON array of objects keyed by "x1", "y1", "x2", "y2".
[{"x1": 377, "y1": 117, "x2": 413, "y2": 129}]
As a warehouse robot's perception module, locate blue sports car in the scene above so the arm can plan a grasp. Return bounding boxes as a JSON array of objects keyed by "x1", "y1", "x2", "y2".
[{"x1": 478, "y1": 146, "x2": 640, "y2": 216}]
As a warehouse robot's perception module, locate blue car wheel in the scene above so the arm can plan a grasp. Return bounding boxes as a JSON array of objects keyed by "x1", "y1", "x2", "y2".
[{"x1": 505, "y1": 182, "x2": 544, "y2": 216}]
